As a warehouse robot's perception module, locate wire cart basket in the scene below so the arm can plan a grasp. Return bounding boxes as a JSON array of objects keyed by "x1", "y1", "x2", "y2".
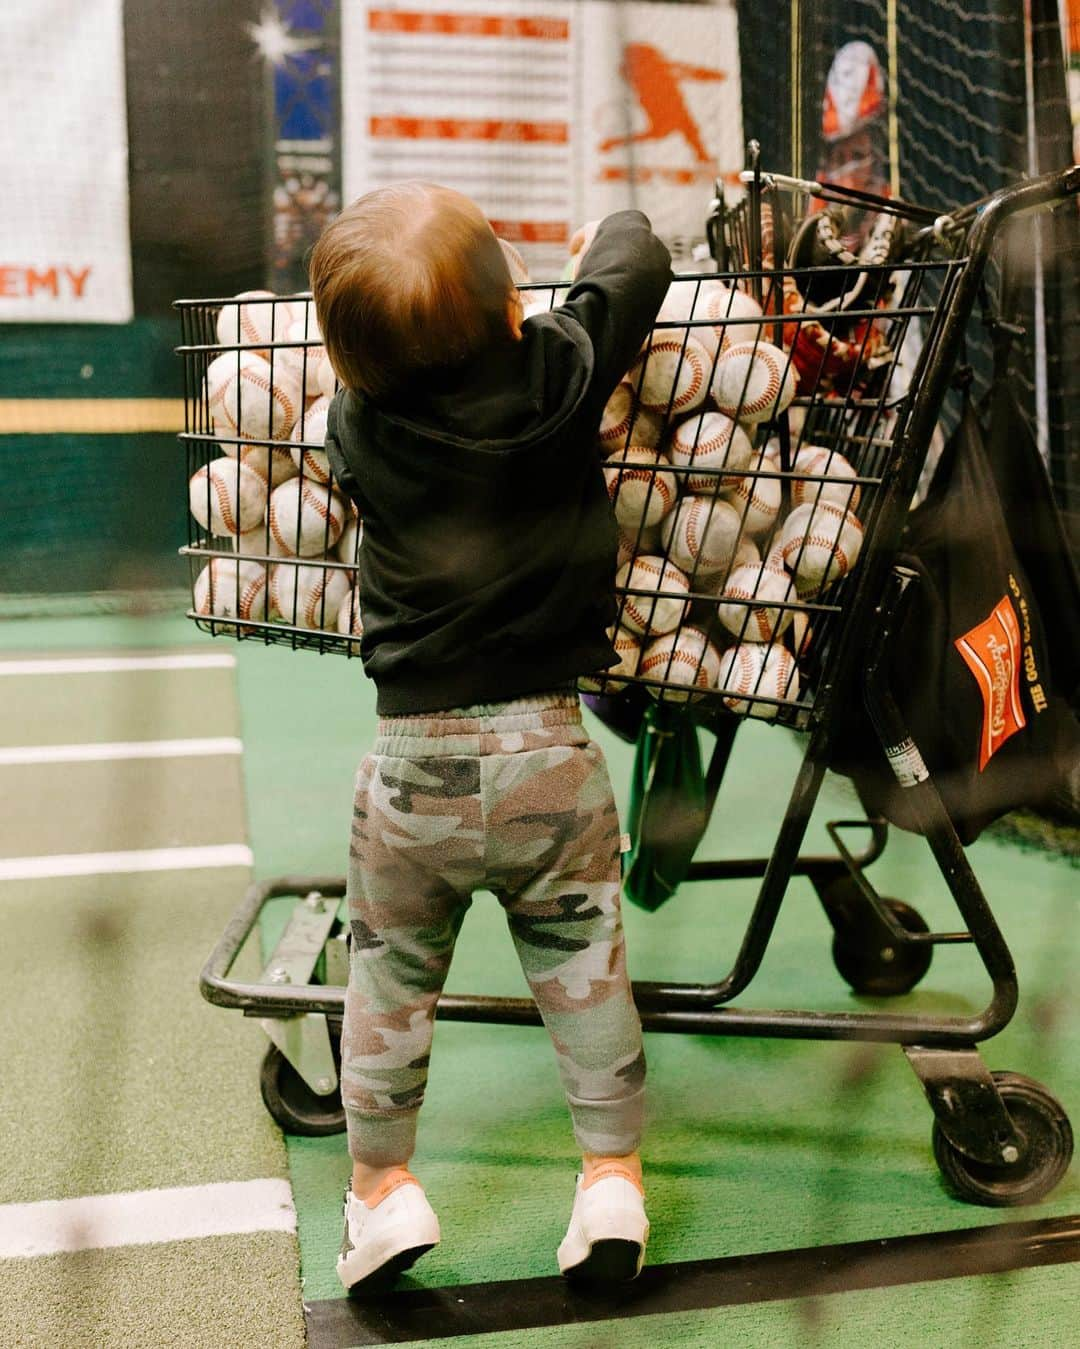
[{"x1": 179, "y1": 156, "x2": 1079, "y2": 1206}]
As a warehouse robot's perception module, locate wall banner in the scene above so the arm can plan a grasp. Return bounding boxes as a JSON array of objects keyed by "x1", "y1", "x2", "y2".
[
  {"x1": 0, "y1": 0, "x2": 133, "y2": 323},
  {"x1": 341, "y1": 0, "x2": 742, "y2": 274}
]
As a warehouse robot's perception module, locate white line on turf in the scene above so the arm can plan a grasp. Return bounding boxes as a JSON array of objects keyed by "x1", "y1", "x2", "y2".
[
  {"x1": 0, "y1": 653, "x2": 235, "y2": 676},
  {"x1": 0, "y1": 844, "x2": 254, "y2": 881},
  {"x1": 0, "y1": 1180, "x2": 296, "y2": 1258},
  {"x1": 0, "y1": 737, "x2": 244, "y2": 766}
]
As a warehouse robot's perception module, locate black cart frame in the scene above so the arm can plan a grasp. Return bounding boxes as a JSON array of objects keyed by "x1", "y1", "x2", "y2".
[{"x1": 191, "y1": 165, "x2": 1080, "y2": 1207}]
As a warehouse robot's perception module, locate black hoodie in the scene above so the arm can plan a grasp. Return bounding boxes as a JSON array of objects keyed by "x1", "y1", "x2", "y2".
[{"x1": 324, "y1": 210, "x2": 672, "y2": 714}]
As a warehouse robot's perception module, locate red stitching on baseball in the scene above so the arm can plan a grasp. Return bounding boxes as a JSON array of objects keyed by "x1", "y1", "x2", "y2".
[
  {"x1": 609, "y1": 467, "x2": 673, "y2": 511},
  {"x1": 645, "y1": 647, "x2": 710, "y2": 673},
  {"x1": 304, "y1": 575, "x2": 330, "y2": 627},
  {"x1": 638, "y1": 340, "x2": 705, "y2": 411},
  {"x1": 210, "y1": 468, "x2": 237, "y2": 534},
  {"x1": 618, "y1": 559, "x2": 688, "y2": 633},
  {"x1": 600, "y1": 386, "x2": 635, "y2": 441},
  {"x1": 722, "y1": 584, "x2": 777, "y2": 641},
  {"x1": 240, "y1": 571, "x2": 265, "y2": 617},
  {"x1": 241, "y1": 309, "x2": 263, "y2": 347},
  {"x1": 717, "y1": 344, "x2": 784, "y2": 416},
  {"x1": 223, "y1": 360, "x2": 298, "y2": 438}
]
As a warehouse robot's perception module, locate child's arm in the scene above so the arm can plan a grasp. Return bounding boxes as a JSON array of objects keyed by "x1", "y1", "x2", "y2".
[{"x1": 559, "y1": 210, "x2": 672, "y2": 403}]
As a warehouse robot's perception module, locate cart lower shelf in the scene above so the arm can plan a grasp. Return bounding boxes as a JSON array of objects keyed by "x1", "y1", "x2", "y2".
[{"x1": 201, "y1": 862, "x2": 1074, "y2": 1209}]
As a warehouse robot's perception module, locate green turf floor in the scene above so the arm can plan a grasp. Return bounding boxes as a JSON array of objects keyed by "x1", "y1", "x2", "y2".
[
  {"x1": 0, "y1": 627, "x2": 305, "y2": 1349},
  {"x1": 225, "y1": 632, "x2": 1079, "y2": 1346},
  {"x1": 3, "y1": 614, "x2": 1076, "y2": 1347}
]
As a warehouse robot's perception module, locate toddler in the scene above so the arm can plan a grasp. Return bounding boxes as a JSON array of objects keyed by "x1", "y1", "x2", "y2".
[{"x1": 311, "y1": 182, "x2": 671, "y2": 1294}]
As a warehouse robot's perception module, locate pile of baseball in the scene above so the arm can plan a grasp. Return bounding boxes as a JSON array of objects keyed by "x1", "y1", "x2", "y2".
[
  {"x1": 590, "y1": 275, "x2": 866, "y2": 719},
  {"x1": 187, "y1": 290, "x2": 363, "y2": 642}
]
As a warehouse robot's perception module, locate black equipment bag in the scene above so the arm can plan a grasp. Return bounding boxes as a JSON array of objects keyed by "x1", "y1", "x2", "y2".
[
  {"x1": 983, "y1": 365, "x2": 1080, "y2": 709},
  {"x1": 830, "y1": 390, "x2": 1080, "y2": 845}
]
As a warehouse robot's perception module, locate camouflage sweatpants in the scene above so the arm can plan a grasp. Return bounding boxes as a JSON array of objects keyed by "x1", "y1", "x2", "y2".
[{"x1": 342, "y1": 690, "x2": 646, "y2": 1168}]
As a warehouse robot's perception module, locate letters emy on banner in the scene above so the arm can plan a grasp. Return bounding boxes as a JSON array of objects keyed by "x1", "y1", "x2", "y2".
[
  {"x1": 341, "y1": 0, "x2": 743, "y2": 273},
  {"x1": 0, "y1": 1, "x2": 133, "y2": 323}
]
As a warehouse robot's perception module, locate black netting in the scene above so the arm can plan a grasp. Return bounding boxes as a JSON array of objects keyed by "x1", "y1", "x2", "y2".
[{"x1": 737, "y1": 0, "x2": 1078, "y2": 561}]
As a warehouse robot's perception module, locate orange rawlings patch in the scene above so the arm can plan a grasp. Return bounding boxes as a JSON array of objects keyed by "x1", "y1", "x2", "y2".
[{"x1": 954, "y1": 597, "x2": 1027, "y2": 771}]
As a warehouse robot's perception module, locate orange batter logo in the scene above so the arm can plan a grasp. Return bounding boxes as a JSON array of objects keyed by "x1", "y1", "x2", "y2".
[
  {"x1": 599, "y1": 43, "x2": 724, "y2": 169},
  {"x1": 954, "y1": 596, "x2": 1027, "y2": 771}
]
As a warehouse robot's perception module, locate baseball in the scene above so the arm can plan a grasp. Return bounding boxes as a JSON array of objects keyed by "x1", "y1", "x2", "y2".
[
  {"x1": 579, "y1": 627, "x2": 642, "y2": 693},
  {"x1": 616, "y1": 521, "x2": 661, "y2": 570},
  {"x1": 790, "y1": 607, "x2": 814, "y2": 659},
  {"x1": 660, "y1": 495, "x2": 742, "y2": 578},
  {"x1": 615, "y1": 555, "x2": 691, "y2": 636},
  {"x1": 780, "y1": 501, "x2": 864, "y2": 593},
  {"x1": 522, "y1": 294, "x2": 553, "y2": 321},
  {"x1": 215, "y1": 290, "x2": 296, "y2": 356},
  {"x1": 628, "y1": 333, "x2": 711, "y2": 415},
  {"x1": 697, "y1": 284, "x2": 765, "y2": 357},
  {"x1": 189, "y1": 458, "x2": 268, "y2": 537},
  {"x1": 723, "y1": 469, "x2": 782, "y2": 537},
  {"x1": 717, "y1": 562, "x2": 797, "y2": 642},
  {"x1": 604, "y1": 447, "x2": 677, "y2": 530},
  {"x1": 598, "y1": 382, "x2": 663, "y2": 454},
  {"x1": 279, "y1": 315, "x2": 327, "y2": 399},
  {"x1": 206, "y1": 350, "x2": 302, "y2": 446},
  {"x1": 640, "y1": 626, "x2": 723, "y2": 703},
  {"x1": 337, "y1": 584, "x2": 364, "y2": 638},
  {"x1": 232, "y1": 526, "x2": 291, "y2": 558},
  {"x1": 226, "y1": 444, "x2": 299, "y2": 491},
  {"x1": 716, "y1": 643, "x2": 801, "y2": 719},
  {"x1": 711, "y1": 341, "x2": 797, "y2": 425},
  {"x1": 270, "y1": 561, "x2": 352, "y2": 631},
  {"x1": 790, "y1": 446, "x2": 862, "y2": 512},
  {"x1": 669, "y1": 411, "x2": 754, "y2": 495},
  {"x1": 336, "y1": 513, "x2": 363, "y2": 567},
  {"x1": 654, "y1": 277, "x2": 718, "y2": 324},
  {"x1": 733, "y1": 534, "x2": 762, "y2": 570},
  {"x1": 759, "y1": 438, "x2": 784, "y2": 469},
  {"x1": 316, "y1": 353, "x2": 338, "y2": 400},
  {"x1": 652, "y1": 277, "x2": 723, "y2": 345},
  {"x1": 193, "y1": 557, "x2": 269, "y2": 632},
  {"x1": 267, "y1": 478, "x2": 346, "y2": 556},
  {"x1": 290, "y1": 395, "x2": 333, "y2": 484}
]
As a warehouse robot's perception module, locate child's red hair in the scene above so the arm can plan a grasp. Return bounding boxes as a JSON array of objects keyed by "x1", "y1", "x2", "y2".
[{"x1": 310, "y1": 182, "x2": 516, "y2": 400}]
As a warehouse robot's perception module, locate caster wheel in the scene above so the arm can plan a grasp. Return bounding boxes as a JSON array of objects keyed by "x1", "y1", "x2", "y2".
[
  {"x1": 260, "y1": 1041, "x2": 346, "y2": 1137},
  {"x1": 932, "y1": 1072, "x2": 1074, "y2": 1207},
  {"x1": 832, "y1": 894, "x2": 932, "y2": 996}
]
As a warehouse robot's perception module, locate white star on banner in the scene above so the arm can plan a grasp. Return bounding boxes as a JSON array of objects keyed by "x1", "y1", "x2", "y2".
[{"x1": 245, "y1": 7, "x2": 320, "y2": 66}]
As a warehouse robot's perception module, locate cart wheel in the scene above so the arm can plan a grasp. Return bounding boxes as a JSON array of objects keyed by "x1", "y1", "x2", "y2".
[
  {"x1": 832, "y1": 895, "x2": 932, "y2": 996},
  {"x1": 260, "y1": 1043, "x2": 346, "y2": 1137},
  {"x1": 932, "y1": 1073, "x2": 1074, "y2": 1207}
]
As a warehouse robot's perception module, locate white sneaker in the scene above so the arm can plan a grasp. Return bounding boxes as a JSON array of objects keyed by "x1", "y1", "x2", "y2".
[
  {"x1": 336, "y1": 1170, "x2": 440, "y2": 1295},
  {"x1": 557, "y1": 1165, "x2": 649, "y2": 1285}
]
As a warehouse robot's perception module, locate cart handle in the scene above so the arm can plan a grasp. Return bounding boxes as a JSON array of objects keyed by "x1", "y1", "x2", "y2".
[{"x1": 199, "y1": 875, "x2": 346, "y2": 1014}]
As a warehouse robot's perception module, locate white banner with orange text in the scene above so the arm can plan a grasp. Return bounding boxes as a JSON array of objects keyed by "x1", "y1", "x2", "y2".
[
  {"x1": 0, "y1": 0, "x2": 133, "y2": 322},
  {"x1": 341, "y1": 0, "x2": 742, "y2": 275}
]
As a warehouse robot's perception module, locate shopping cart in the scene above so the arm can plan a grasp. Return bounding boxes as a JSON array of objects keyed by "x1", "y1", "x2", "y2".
[{"x1": 180, "y1": 159, "x2": 1079, "y2": 1205}]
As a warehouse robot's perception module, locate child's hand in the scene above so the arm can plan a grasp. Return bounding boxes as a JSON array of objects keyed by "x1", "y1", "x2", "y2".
[{"x1": 568, "y1": 220, "x2": 602, "y2": 277}]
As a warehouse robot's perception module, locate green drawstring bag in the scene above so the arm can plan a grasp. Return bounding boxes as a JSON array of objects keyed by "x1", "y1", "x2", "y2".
[{"x1": 623, "y1": 701, "x2": 709, "y2": 911}]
